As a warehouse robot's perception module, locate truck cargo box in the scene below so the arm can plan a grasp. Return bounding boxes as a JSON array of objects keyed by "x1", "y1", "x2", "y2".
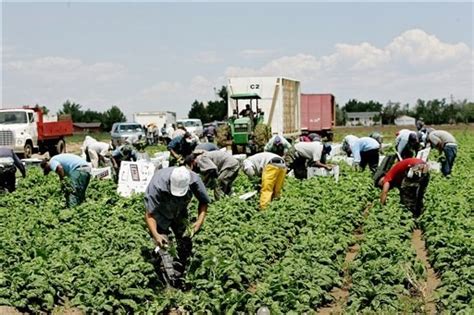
[
  {"x1": 301, "y1": 94, "x2": 335, "y2": 133},
  {"x1": 227, "y1": 77, "x2": 301, "y2": 137}
]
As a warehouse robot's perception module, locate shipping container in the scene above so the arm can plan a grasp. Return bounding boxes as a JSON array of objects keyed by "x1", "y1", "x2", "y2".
[
  {"x1": 227, "y1": 77, "x2": 301, "y2": 137},
  {"x1": 300, "y1": 93, "x2": 335, "y2": 135}
]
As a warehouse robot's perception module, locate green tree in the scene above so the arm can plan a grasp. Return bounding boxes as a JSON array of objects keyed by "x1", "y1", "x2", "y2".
[
  {"x1": 58, "y1": 100, "x2": 83, "y2": 122},
  {"x1": 335, "y1": 104, "x2": 345, "y2": 126},
  {"x1": 188, "y1": 100, "x2": 209, "y2": 122},
  {"x1": 82, "y1": 109, "x2": 103, "y2": 123},
  {"x1": 381, "y1": 101, "x2": 401, "y2": 124},
  {"x1": 34, "y1": 104, "x2": 49, "y2": 115},
  {"x1": 344, "y1": 99, "x2": 383, "y2": 112},
  {"x1": 101, "y1": 106, "x2": 126, "y2": 131},
  {"x1": 207, "y1": 86, "x2": 228, "y2": 121}
]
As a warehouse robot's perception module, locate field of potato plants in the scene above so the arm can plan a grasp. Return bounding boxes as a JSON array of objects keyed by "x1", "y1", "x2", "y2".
[{"x1": 0, "y1": 128, "x2": 472, "y2": 314}]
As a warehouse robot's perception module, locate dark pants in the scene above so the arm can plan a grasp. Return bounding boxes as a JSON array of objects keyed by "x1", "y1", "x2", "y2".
[
  {"x1": 156, "y1": 212, "x2": 192, "y2": 274},
  {"x1": 0, "y1": 166, "x2": 16, "y2": 192},
  {"x1": 360, "y1": 149, "x2": 380, "y2": 174},
  {"x1": 399, "y1": 173, "x2": 430, "y2": 217},
  {"x1": 441, "y1": 145, "x2": 457, "y2": 176},
  {"x1": 291, "y1": 156, "x2": 308, "y2": 180}
]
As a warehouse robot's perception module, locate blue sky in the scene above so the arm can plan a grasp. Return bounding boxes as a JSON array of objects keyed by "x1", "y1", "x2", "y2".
[{"x1": 2, "y1": 2, "x2": 473, "y2": 118}]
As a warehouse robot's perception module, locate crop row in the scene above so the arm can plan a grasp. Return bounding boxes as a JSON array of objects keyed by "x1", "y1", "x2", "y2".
[
  {"x1": 420, "y1": 133, "x2": 473, "y2": 313},
  {"x1": 145, "y1": 169, "x2": 373, "y2": 313},
  {"x1": 347, "y1": 199, "x2": 425, "y2": 313}
]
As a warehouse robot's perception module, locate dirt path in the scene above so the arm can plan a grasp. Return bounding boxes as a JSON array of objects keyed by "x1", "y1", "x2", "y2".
[
  {"x1": 317, "y1": 203, "x2": 372, "y2": 315},
  {"x1": 411, "y1": 229, "x2": 440, "y2": 314}
]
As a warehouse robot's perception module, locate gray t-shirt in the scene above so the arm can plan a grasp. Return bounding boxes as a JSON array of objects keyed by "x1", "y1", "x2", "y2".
[
  {"x1": 244, "y1": 152, "x2": 281, "y2": 177},
  {"x1": 144, "y1": 167, "x2": 211, "y2": 230},
  {"x1": 294, "y1": 142, "x2": 324, "y2": 161},
  {"x1": 428, "y1": 130, "x2": 456, "y2": 147},
  {"x1": 196, "y1": 151, "x2": 239, "y2": 173},
  {"x1": 195, "y1": 143, "x2": 219, "y2": 152}
]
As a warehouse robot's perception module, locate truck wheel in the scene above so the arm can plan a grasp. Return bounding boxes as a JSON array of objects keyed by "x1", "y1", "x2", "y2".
[
  {"x1": 56, "y1": 139, "x2": 66, "y2": 154},
  {"x1": 24, "y1": 143, "x2": 33, "y2": 158}
]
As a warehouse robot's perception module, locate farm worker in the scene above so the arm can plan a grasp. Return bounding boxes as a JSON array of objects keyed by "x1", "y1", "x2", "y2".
[
  {"x1": 172, "y1": 123, "x2": 186, "y2": 139},
  {"x1": 144, "y1": 166, "x2": 210, "y2": 274},
  {"x1": 239, "y1": 104, "x2": 254, "y2": 119},
  {"x1": 342, "y1": 135, "x2": 359, "y2": 155},
  {"x1": 416, "y1": 118, "x2": 425, "y2": 131},
  {"x1": 264, "y1": 135, "x2": 292, "y2": 157},
  {"x1": 0, "y1": 147, "x2": 26, "y2": 192},
  {"x1": 168, "y1": 132, "x2": 197, "y2": 166},
  {"x1": 194, "y1": 142, "x2": 219, "y2": 152},
  {"x1": 369, "y1": 132, "x2": 383, "y2": 144},
  {"x1": 292, "y1": 142, "x2": 333, "y2": 178},
  {"x1": 80, "y1": 135, "x2": 98, "y2": 159},
  {"x1": 40, "y1": 154, "x2": 91, "y2": 207},
  {"x1": 375, "y1": 158, "x2": 430, "y2": 217},
  {"x1": 85, "y1": 141, "x2": 112, "y2": 168},
  {"x1": 308, "y1": 133, "x2": 321, "y2": 142},
  {"x1": 343, "y1": 137, "x2": 380, "y2": 173},
  {"x1": 242, "y1": 152, "x2": 287, "y2": 209},
  {"x1": 395, "y1": 129, "x2": 419, "y2": 159},
  {"x1": 111, "y1": 142, "x2": 138, "y2": 174},
  {"x1": 186, "y1": 150, "x2": 240, "y2": 200},
  {"x1": 427, "y1": 130, "x2": 457, "y2": 177}
]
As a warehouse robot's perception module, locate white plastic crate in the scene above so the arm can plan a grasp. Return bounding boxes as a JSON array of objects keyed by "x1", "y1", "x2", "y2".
[{"x1": 307, "y1": 165, "x2": 340, "y2": 182}]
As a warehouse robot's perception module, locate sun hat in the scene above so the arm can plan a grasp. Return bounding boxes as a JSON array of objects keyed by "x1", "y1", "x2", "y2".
[{"x1": 170, "y1": 166, "x2": 191, "y2": 197}]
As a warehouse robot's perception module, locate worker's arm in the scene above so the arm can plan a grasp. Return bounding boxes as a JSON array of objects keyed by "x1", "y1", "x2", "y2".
[
  {"x1": 144, "y1": 211, "x2": 167, "y2": 247},
  {"x1": 55, "y1": 164, "x2": 65, "y2": 180},
  {"x1": 12, "y1": 151, "x2": 26, "y2": 178},
  {"x1": 193, "y1": 202, "x2": 208, "y2": 233},
  {"x1": 380, "y1": 182, "x2": 390, "y2": 205}
]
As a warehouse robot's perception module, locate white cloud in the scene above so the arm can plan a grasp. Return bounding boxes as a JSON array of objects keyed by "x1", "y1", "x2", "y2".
[
  {"x1": 226, "y1": 29, "x2": 473, "y2": 104},
  {"x1": 5, "y1": 57, "x2": 127, "y2": 83}
]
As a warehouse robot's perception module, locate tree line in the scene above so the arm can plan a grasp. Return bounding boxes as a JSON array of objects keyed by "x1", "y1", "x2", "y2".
[
  {"x1": 56, "y1": 100, "x2": 126, "y2": 131},
  {"x1": 187, "y1": 86, "x2": 228, "y2": 123},
  {"x1": 335, "y1": 98, "x2": 473, "y2": 126}
]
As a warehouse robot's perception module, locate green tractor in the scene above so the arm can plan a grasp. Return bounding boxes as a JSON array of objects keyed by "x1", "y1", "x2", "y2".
[{"x1": 227, "y1": 93, "x2": 271, "y2": 155}]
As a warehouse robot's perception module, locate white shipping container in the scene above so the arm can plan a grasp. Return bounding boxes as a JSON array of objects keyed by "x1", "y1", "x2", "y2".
[
  {"x1": 133, "y1": 111, "x2": 176, "y2": 128},
  {"x1": 227, "y1": 76, "x2": 301, "y2": 137}
]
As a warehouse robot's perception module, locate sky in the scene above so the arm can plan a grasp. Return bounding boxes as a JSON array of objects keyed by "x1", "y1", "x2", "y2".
[{"x1": 1, "y1": 1, "x2": 473, "y2": 119}]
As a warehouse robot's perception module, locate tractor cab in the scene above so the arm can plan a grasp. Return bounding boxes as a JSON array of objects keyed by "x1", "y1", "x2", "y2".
[{"x1": 228, "y1": 93, "x2": 266, "y2": 154}]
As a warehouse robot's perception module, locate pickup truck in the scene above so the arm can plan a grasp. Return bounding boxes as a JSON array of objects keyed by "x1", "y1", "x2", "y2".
[{"x1": 0, "y1": 107, "x2": 73, "y2": 158}]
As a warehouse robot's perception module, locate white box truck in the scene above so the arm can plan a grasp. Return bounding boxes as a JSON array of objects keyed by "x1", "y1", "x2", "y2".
[
  {"x1": 133, "y1": 111, "x2": 176, "y2": 129},
  {"x1": 227, "y1": 76, "x2": 301, "y2": 137}
]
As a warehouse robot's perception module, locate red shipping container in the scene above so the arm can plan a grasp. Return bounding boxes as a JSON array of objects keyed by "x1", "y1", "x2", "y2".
[{"x1": 300, "y1": 94, "x2": 335, "y2": 133}]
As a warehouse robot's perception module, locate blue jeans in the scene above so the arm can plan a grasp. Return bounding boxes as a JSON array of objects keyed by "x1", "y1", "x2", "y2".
[{"x1": 441, "y1": 145, "x2": 457, "y2": 176}]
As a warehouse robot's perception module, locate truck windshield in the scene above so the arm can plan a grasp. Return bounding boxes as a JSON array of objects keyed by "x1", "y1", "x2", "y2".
[
  {"x1": 0, "y1": 111, "x2": 28, "y2": 124},
  {"x1": 118, "y1": 124, "x2": 142, "y2": 132}
]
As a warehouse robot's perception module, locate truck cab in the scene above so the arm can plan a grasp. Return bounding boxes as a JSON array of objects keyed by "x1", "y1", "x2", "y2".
[
  {"x1": 0, "y1": 109, "x2": 38, "y2": 157},
  {"x1": 0, "y1": 107, "x2": 72, "y2": 157}
]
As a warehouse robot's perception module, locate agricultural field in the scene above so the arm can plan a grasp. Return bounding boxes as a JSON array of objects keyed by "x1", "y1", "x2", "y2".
[{"x1": 0, "y1": 126, "x2": 472, "y2": 314}]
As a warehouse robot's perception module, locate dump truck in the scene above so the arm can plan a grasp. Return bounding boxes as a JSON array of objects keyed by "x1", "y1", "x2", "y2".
[
  {"x1": 0, "y1": 106, "x2": 73, "y2": 157},
  {"x1": 300, "y1": 93, "x2": 335, "y2": 139},
  {"x1": 226, "y1": 77, "x2": 301, "y2": 153}
]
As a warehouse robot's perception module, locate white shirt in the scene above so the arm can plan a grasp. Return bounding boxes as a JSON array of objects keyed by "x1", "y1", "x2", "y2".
[
  {"x1": 243, "y1": 152, "x2": 281, "y2": 177},
  {"x1": 88, "y1": 141, "x2": 110, "y2": 156}
]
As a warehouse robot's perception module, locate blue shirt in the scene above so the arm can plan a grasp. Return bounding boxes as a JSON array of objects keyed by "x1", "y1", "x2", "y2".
[
  {"x1": 351, "y1": 137, "x2": 380, "y2": 163},
  {"x1": 50, "y1": 154, "x2": 88, "y2": 176}
]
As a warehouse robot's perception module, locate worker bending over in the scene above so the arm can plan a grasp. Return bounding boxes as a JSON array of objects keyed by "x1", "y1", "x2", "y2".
[{"x1": 0, "y1": 147, "x2": 26, "y2": 192}]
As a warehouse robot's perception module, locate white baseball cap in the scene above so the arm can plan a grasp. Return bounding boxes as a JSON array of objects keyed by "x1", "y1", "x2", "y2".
[
  {"x1": 242, "y1": 160, "x2": 255, "y2": 177},
  {"x1": 170, "y1": 166, "x2": 191, "y2": 197}
]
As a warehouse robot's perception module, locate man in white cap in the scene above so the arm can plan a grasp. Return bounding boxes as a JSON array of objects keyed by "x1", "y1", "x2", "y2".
[
  {"x1": 144, "y1": 166, "x2": 210, "y2": 273},
  {"x1": 242, "y1": 152, "x2": 287, "y2": 209}
]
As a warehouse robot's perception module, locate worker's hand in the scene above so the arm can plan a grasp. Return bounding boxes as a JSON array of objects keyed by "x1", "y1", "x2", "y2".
[
  {"x1": 154, "y1": 234, "x2": 168, "y2": 248},
  {"x1": 325, "y1": 164, "x2": 333, "y2": 171},
  {"x1": 177, "y1": 156, "x2": 184, "y2": 165},
  {"x1": 61, "y1": 180, "x2": 74, "y2": 194},
  {"x1": 353, "y1": 162, "x2": 360, "y2": 171}
]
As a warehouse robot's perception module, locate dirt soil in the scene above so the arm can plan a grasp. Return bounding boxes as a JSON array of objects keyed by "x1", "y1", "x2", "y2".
[{"x1": 411, "y1": 229, "x2": 441, "y2": 314}]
